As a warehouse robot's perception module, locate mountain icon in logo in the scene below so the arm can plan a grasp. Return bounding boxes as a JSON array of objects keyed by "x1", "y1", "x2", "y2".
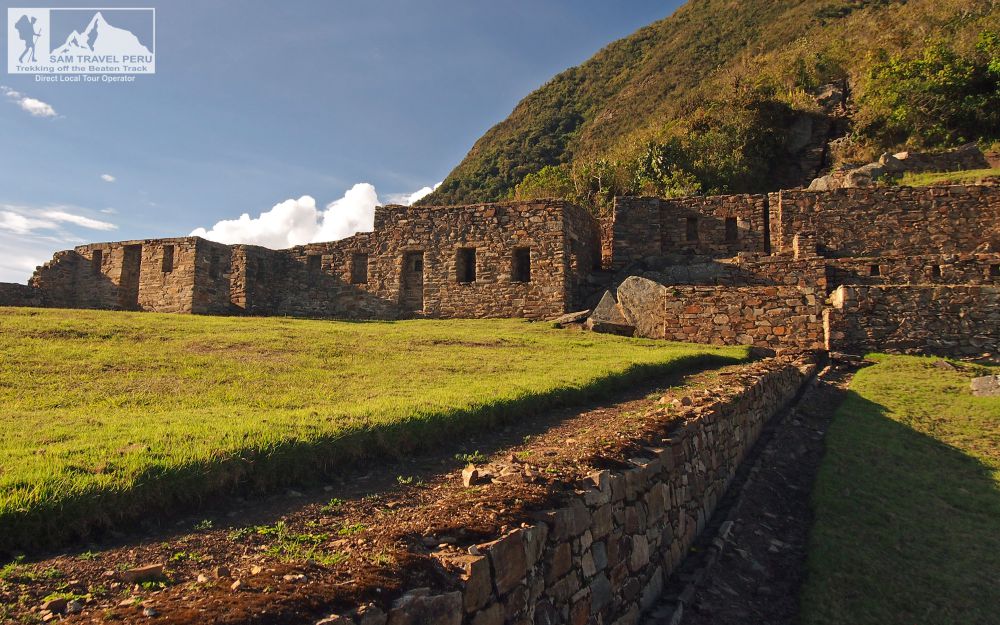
[{"x1": 52, "y1": 11, "x2": 152, "y2": 56}]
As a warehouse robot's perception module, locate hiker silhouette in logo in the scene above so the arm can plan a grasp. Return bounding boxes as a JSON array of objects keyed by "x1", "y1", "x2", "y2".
[{"x1": 15, "y1": 15, "x2": 41, "y2": 63}]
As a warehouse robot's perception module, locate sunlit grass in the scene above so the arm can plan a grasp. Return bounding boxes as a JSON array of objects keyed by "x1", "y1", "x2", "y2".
[
  {"x1": 803, "y1": 355, "x2": 1000, "y2": 625},
  {"x1": 896, "y1": 167, "x2": 1000, "y2": 187},
  {"x1": 0, "y1": 307, "x2": 746, "y2": 551}
]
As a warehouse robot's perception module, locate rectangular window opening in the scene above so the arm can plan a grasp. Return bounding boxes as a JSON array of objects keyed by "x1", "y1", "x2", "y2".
[
  {"x1": 457, "y1": 248, "x2": 477, "y2": 283},
  {"x1": 685, "y1": 217, "x2": 699, "y2": 242},
  {"x1": 307, "y1": 254, "x2": 321, "y2": 275},
  {"x1": 990, "y1": 264, "x2": 1000, "y2": 278},
  {"x1": 351, "y1": 253, "x2": 369, "y2": 284},
  {"x1": 932, "y1": 265, "x2": 942, "y2": 278},
  {"x1": 91, "y1": 249, "x2": 103, "y2": 275},
  {"x1": 869, "y1": 264, "x2": 880, "y2": 276},
  {"x1": 724, "y1": 217, "x2": 738, "y2": 243},
  {"x1": 162, "y1": 245, "x2": 175, "y2": 273},
  {"x1": 512, "y1": 247, "x2": 531, "y2": 283}
]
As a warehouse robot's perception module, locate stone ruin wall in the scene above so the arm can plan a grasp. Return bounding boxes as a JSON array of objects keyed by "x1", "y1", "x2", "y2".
[
  {"x1": 608, "y1": 194, "x2": 769, "y2": 271},
  {"x1": 362, "y1": 200, "x2": 597, "y2": 320},
  {"x1": 768, "y1": 185, "x2": 1000, "y2": 257},
  {"x1": 825, "y1": 285, "x2": 1000, "y2": 356},
  {"x1": 615, "y1": 277, "x2": 826, "y2": 350},
  {"x1": 4, "y1": 183, "x2": 999, "y2": 356},
  {"x1": 0, "y1": 282, "x2": 43, "y2": 308},
  {"x1": 824, "y1": 253, "x2": 1000, "y2": 290},
  {"x1": 24, "y1": 238, "x2": 214, "y2": 313},
  {"x1": 320, "y1": 354, "x2": 818, "y2": 625},
  {"x1": 8, "y1": 200, "x2": 602, "y2": 322}
]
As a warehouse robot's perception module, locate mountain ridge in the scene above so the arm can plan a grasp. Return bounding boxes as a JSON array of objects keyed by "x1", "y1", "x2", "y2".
[{"x1": 420, "y1": 0, "x2": 999, "y2": 209}]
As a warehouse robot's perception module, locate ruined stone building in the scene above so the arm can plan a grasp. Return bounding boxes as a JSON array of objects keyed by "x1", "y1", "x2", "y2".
[{"x1": 1, "y1": 182, "x2": 998, "y2": 357}]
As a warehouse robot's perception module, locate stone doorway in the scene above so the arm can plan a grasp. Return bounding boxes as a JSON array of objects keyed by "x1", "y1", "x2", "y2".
[
  {"x1": 400, "y1": 251, "x2": 424, "y2": 313},
  {"x1": 118, "y1": 244, "x2": 142, "y2": 310}
]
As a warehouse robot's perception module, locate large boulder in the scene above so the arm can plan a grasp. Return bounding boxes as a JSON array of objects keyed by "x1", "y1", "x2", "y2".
[
  {"x1": 585, "y1": 291, "x2": 635, "y2": 337},
  {"x1": 616, "y1": 276, "x2": 670, "y2": 339}
]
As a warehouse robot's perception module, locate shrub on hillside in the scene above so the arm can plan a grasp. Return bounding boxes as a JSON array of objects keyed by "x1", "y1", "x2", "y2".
[{"x1": 855, "y1": 31, "x2": 1000, "y2": 148}]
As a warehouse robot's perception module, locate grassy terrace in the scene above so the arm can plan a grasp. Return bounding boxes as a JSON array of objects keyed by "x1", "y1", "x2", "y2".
[
  {"x1": 0, "y1": 307, "x2": 746, "y2": 552},
  {"x1": 895, "y1": 167, "x2": 1000, "y2": 187},
  {"x1": 804, "y1": 355, "x2": 1000, "y2": 625}
]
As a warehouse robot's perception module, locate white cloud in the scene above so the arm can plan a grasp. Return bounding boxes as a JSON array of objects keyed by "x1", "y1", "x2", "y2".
[
  {"x1": 191, "y1": 181, "x2": 436, "y2": 249},
  {"x1": 100, "y1": 174, "x2": 116, "y2": 183},
  {"x1": 0, "y1": 204, "x2": 117, "y2": 235},
  {"x1": 386, "y1": 181, "x2": 442, "y2": 206},
  {"x1": 40, "y1": 210, "x2": 117, "y2": 231},
  {"x1": 0, "y1": 204, "x2": 115, "y2": 283},
  {"x1": 1, "y1": 85, "x2": 57, "y2": 118}
]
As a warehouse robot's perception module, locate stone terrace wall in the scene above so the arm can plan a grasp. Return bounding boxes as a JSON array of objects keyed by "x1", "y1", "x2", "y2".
[
  {"x1": 636, "y1": 256, "x2": 827, "y2": 290},
  {"x1": 367, "y1": 200, "x2": 598, "y2": 320},
  {"x1": 769, "y1": 185, "x2": 1000, "y2": 257},
  {"x1": 0, "y1": 282, "x2": 43, "y2": 307},
  {"x1": 825, "y1": 253, "x2": 1000, "y2": 291},
  {"x1": 825, "y1": 285, "x2": 1000, "y2": 356},
  {"x1": 609, "y1": 195, "x2": 768, "y2": 270},
  {"x1": 616, "y1": 277, "x2": 826, "y2": 349},
  {"x1": 324, "y1": 354, "x2": 819, "y2": 625}
]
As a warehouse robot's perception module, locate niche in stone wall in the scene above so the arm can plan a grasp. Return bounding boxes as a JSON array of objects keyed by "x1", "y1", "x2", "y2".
[
  {"x1": 456, "y1": 248, "x2": 476, "y2": 283},
  {"x1": 91, "y1": 249, "x2": 103, "y2": 274},
  {"x1": 725, "y1": 217, "x2": 738, "y2": 243},
  {"x1": 162, "y1": 245, "x2": 174, "y2": 273},
  {"x1": 351, "y1": 253, "x2": 369, "y2": 284},
  {"x1": 512, "y1": 247, "x2": 531, "y2": 283},
  {"x1": 686, "y1": 216, "x2": 699, "y2": 242}
]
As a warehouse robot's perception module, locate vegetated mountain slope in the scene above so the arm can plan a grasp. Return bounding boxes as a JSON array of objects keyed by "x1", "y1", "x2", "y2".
[{"x1": 421, "y1": 0, "x2": 999, "y2": 208}]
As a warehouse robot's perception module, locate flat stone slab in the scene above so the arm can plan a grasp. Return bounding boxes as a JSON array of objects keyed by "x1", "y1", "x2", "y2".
[
  {"x1": 970, "y1": 375, "x2": 1000, "y2": 397},
  {"x1": 550, "y1": 309, "x2": 590, "y2": 325}
]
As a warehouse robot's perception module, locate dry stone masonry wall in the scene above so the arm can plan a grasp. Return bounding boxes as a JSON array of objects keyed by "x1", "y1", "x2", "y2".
[
  {"x1": 3, "y1": 180, "x2": 998, "y2": 357},
  {"x1": 825, "y1": 285, "x2": 1000, "y2": 356},
  {"x1": 320, "y1": 354, "x2": 819, "y2": 625},
  {"x1": 768, "y1": 185, "x2": 1000, "y2": 257}
]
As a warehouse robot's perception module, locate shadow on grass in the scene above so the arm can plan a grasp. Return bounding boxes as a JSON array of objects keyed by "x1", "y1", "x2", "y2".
[
  {"x1": 803, "y1": 390, "x2": 1000, "y2": 625},
  {"x1": 1, "y1": 353, "x2": 742, "y2": 556}
]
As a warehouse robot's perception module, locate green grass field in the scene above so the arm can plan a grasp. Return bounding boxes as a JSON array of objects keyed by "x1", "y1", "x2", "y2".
[
  {"x1": 803, "y1": 355, "x2": 1000, "y2": 625},
  {"x1": 0, "y1": 307, "x2": 746, "y2": 552},
  {"x1": 896, "y1": 167, "x2": 1000, "y2": 187}
]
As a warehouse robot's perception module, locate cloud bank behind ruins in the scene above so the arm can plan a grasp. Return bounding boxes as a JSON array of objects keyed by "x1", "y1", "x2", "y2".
[{"x1": 190, "y1": 182, "x2": 441, "y2": 250}]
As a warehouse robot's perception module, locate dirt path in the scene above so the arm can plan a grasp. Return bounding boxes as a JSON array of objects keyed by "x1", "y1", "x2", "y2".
[{"x1": 643, "y1": 359, "x2": 859, "y2": 625}]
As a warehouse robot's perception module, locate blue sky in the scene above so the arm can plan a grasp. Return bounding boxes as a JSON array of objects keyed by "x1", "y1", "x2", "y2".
[{"x1": 0, "y1": 0, "x2": 679, "y2": 282}]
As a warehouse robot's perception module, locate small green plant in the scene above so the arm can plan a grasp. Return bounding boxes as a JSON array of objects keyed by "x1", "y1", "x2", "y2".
[
  {"x1": 139, "y1": 580, "x2": 167, "y2": 591},
  {"x1": 227, "y1": 527, "x2": 254, "y2": 541},
  {"x1": 396, "y1": 475, "x2": 415, "y2": 485},
  {"x1": 370, "y1": 550, "x2": 395, "y2": 566},
  {"x1": 193, "y1": 519, "x2": 214, "y2": 531},
  {"x1": 320, "y1": 497, "x2": 344, "y2": 513},
  {"x1": 77, "y1": 551, "x2": 100, "y2": 561},
  {"x1": 337, "y1": 523, "x2": 366, "y2": 537},
  {"x1": 168, "y1": 551, "x2": 204, "y2": 564},
  {"x1": 0, "y1": 556, "x2": 28, "y2": 582},
  {"x1": 455, "y1": 450, "x2": 487, "y2": 464}
]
